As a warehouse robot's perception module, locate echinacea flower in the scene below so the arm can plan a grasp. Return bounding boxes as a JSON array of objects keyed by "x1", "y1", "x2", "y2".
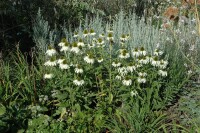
[
  {"x1": 118, "y1": 67, "x2": 128, "y2": 76},
  {"x1": 126, "y1": 63, "x2": 136, "y2": 72},
  {"x1": 112, "y1": 61, "x2": 121, "y2": 67},
  {"x1": 119, "y1": 49, "x2": 130, "y2": 59},
  {"x1": 107, "y1": 33, "x2": 114, "y2": 41},
  {"x1": 46, "y1": 46, "x2": 56, "y2": 56},
  {"x1": 154, "y1": 49, "x2": 163, "y2": 56},
  {"x1": 58, "y1": 42, "x2": 65, "y2": 47},
  {"x1": 71, "y1": 42, "x2": 80, "y2": 54},
  {"x1": 75, "y1": 65, "x2": 83, "y2": 74},
  {"x1": 97, "y1": 58, "x2": 103, "y2": 63},
  {"x1": 137, "y1": 77, "x2": 146, "y2": 83},
  {"x1": 59, "y1": 61, "x2": 70, "y2": 70},
  {"x1": 73, "y1": 32, "x2": 79, "y2": 38},
  {"x1": 132, "y1": 48, "x2": 140, "y2": 57},
  {"x1": 57, "y1": 57, "x2": 65, "y2": 64},
  {"x1": 88, "y1": 43, "x2": 95, "y2": 49},
  {"x1": 89, "y1": 29, "x2": 96, "y2": 36},
  {"x1": 138, "y1": 72, "x2": 147, "y2": 77},
  {"x1": 107, "y1": 29, "x2": 113, "y2": 33},
  {"x1": 83, "y1": 29, "x2": 89, "y2": 37},
  {"x1": 122, "y1": 77, "x2": 132, "y2": 86},
  {"x1": 115, "y1": 75, "x2": 122, "y2": 80},
  {"x1": 99, "y1": 33, "x2": 105, "y2": 38},
  {"x1": 159, "y1": 60, "x2": 168, "y2": 69},
  {"x1": 151, "y1": 57, "x2": 160, "y2": 67},
  {"x1": 139, "y1": 47, "x2": 147, "y2": 56},
  {"x1": 131, "y1": 90, "x2": 138, "y2": 97},
  {"x1": 84, "y1": 54, "x2": 95, "y2": 64},
  {"x1": 77, "y1": 39, "x2": 85, "y2": 47},
  {"x1": 120, "y1": 34, "x2": 128, "y2": 42},
  {"x1": 44, "y1": 58, "x2": 57, "y2": 67},
  {"x1": 96, "y1": 38, "x2": 104, "y2": 45},
  {"x1": 158, "y1": 70, "x2": 167, "y2": 77},
  {"x1": 138, "y1": 56, "x2": 149, "y2": 64},
  {"x1": 44, "y1": 73, "x2": 53, "y2": 79},
  {"x1": 73, "y1": 79, "x2": 84, "y2": 86},
  {"x1": 60, "y1": 42, "x2": 70, "y2": 53}
]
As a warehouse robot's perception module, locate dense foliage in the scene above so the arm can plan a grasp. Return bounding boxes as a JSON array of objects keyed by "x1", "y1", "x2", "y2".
[{"x1": 0, "y1": 0, "x2": 200, "y2": 132}]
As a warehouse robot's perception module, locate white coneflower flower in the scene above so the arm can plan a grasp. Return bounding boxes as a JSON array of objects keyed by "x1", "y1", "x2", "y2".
[
  {"x1": 126, "y1": 34, "x2": 130, "y2": 40},
  {"x1": 122, "y1": 78, "x2": 132, "y2": 86},
  {"x1": 151, "y1": 57, "x2": 160, "y2": 67},
  {"x1": 57, "y1": 57, "x2": 65, "y2": 64},
  {"x1": 138, "y1": 56, "x2": 149, "y2": 64},
  {"x1": 83, "y1": 29, "x2": 89, "y2": 37},
  {"x1": 126, "y1": 63, "x2": 136, "y2": 72},
  {"x1": 59, "y1": 60, "x2": 70, "y2": 70},
  {"x1": 118, "y1": 67, "x2": 128, "y2": 76},
  {"x1": 71, "y1": 42, "x2": 80, "y2": 54},
  {"x1": 44, "y1": 58, "x2": 57, "y2": 67},
  {"x1": 44, "y1": 73, "x2": 53, "y2": 79},
  {"x1": 137, "y1": 77, "x2": 146, "y2": 83},
  {"x1": 136, "y1": 64, "x2": 142, "y2": 68},
  {"x1": 97, "y1": 58, "x2": 103, "y2": 63},
  {"x1": 60, "y1": 42, "x2": 70, "y2": 53},
  {"x1": 84, "y1": 54, "x2": 95, "y2": 64},
  {"x1": 154, "y1": 49, "x2": 163, "y2": 56},
  {"x1": 159, "y1": 60, "x2": 168, "y2": 69},
  {"x1": 77, "y1": 39, "x2": 85, "y2": 47},
  {"x1": 115, "y1": 75, "x2": 122, "y2": 80},
  {"x1": 139, "y1": 47, "x2": 147, "y2": 56},
  {"x1": 70, "y1": 47, "x2": 80, "y2": 54},
  {"x1": 75, "y1": 65, "x2": 83, "y2": 74},
  {"x1": 99, "y1": 33, "x2": 105, "y2": 38},
  {"x1": 96, "y1": 38, "x2": 104, "y2": 45},
  {"x1": 46, "y1": 46, "x2": 56, "y2": 56},
  {"x1": 88, "y1": 43, "x2": 95, "y2": 49},
  {"x1": 107, "y1": 33, "x2": 114, "y2": 41},
  {"x1": 107, "y1": 29, "x2": 113, "y2": 33},
  {"x1": 89, "y1": 29, "x2": 96, "y2": 36},
  {"x1": 119, "y1": 49, "x2": 130, "y2": 59},
  {"x1": 138, "y1": 72, "x2": 147, "y2": 77},
  {"x1": 132, "y1": 48, "x2": 140, "y2": 57},
  {"x1": 92, "y1": 38, "x2": 97, "y2": 43},
  {"x1": 73, "y1": 32, "x2": 79, "y2": 38},
  {"x1": 58, "y1": 42, "x2": 65, "y2": 47},
  {"x1": 158, "y1": 70, "x2": 167, "y2": 77},
  {"x1": 112, "y1": 61, "x2": 121, "y2": 67},
  {"x1": 131, "y1": 90, "x2": 138, "y2": 97},
  {"x1": 119, "y1": 52, "x2": 130, "y2": 59},
  {"x1": 73, "y1": 79, "x2": 84, "y2": 86},
  {"x1": 58, "y1": 38, "x2": 67, "y2": 47},
  {"x1": 120, "y1": 34, "x2": 128, "y2": 42},
  {"x1": 70, "y1": 63, "x2": 74, "y2": 67}
]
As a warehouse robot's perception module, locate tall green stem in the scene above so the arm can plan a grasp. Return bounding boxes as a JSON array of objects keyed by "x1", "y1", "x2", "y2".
[{"x1": 109, "y1": 42, "x2": 112, "y2": 92}]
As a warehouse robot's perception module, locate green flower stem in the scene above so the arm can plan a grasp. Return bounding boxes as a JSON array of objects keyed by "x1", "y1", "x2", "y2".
[{"x1": 109, "y1": 42, "x2": 112, "y2": 92}]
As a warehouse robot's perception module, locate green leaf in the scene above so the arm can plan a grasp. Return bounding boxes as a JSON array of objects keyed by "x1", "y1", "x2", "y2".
[
  {"x1": 109, "y1": 93, "x2": 113, "y2": 104},
  {"x1": 0, "y1": 85, "x2": 2, "y2": 96},
  {"x1": 0, "y1": 104, "x2": 6, "y2": 116}
]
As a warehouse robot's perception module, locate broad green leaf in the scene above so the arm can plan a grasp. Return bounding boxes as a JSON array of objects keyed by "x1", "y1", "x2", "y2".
[{"x1": 0, "y1": 104, "x2": 6, "y2": 116}]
